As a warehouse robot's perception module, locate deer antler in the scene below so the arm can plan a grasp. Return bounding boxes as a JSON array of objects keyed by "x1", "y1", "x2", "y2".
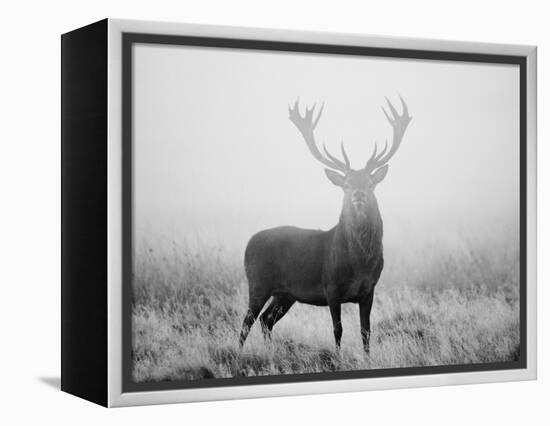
[
  {"x1": 289, "y1": 99, "x2": 351, "y2": 174},
  {"x1": 364, "y1": 95, "x2": 412, "y2": 173}
]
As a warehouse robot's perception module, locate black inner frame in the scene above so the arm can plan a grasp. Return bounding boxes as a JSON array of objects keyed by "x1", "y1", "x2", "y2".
[{"x1": 122, "y1": 32, "x2": 527, "y2": 393}]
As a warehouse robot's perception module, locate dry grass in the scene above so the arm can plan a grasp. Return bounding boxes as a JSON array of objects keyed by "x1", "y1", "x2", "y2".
[{"x1": 131, "y1": 237, "x2": 520, "y2": 383}]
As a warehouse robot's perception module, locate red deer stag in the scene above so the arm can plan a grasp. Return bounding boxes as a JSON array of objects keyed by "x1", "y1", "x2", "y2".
[{"x1": 239, "y1": 96, "x2": 412, "y2": 353}]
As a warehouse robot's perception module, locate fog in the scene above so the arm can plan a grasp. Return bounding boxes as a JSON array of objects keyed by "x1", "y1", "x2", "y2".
[{"x1": 133, "y1": 43, "x2": 519, "y2": 253}]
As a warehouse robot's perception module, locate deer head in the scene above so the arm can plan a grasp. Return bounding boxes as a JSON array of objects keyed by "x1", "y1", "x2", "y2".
[{"x1": 289, "y1": 96, "x2": 412, "y2": 218}]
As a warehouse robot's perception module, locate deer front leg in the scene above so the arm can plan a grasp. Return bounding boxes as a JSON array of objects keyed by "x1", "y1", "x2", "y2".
[
  {"x1": 359, "y1": 291, "x2": 375, "y2": 354},
  {"x1": 329, "y1": 302, "x2": 342, "y2": 350}
]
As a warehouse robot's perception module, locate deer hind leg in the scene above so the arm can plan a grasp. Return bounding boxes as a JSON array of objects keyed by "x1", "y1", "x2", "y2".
[
  {"x1": 329, "y1": 303, "x2": 343, "y2": 350},
  {"x1": 259, "y1": 295, "x2": 295, "y2": 339},
  {"x1": 238, "y1": 291, "x2": 270, "y2": 347}
]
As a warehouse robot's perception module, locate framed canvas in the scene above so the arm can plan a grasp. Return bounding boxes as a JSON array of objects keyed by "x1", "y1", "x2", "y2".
[{"x1": 61, "y1": 18, "x2": 537, "y2": 407}]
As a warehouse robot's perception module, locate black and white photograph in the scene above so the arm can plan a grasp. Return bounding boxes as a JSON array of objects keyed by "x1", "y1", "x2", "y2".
[
  {"x1": 127, "y1": 38, "x2": 524, "y2": 386},
  {"x1": 4, "y1": 0, "x2": 547, "y2": 420}
]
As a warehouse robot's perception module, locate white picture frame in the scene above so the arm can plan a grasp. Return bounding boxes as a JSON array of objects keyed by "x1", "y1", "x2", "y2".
[{"x1": 61, "y1": 18, "x2": 537, "y2": 407}]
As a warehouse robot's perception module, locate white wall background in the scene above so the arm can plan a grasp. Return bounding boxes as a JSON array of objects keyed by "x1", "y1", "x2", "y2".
[{"x1": 0, "y1": 0, "x2": 546, "y2": 424}]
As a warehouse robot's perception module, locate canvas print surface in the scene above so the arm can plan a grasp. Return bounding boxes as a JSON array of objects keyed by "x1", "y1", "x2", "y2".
[{"x1": 130, "y1": 44, "x2": 520, "y2": 384}]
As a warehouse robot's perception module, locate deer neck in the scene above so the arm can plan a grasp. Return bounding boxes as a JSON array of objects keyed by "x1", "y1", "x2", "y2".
[{"x1": 337, "y1": 195, "x2": 383, "y2": 264}]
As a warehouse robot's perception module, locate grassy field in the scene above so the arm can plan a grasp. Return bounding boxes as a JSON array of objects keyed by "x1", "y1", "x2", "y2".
[{"x1": 131, "y1": 236, "x2": 520, "y2": 383}]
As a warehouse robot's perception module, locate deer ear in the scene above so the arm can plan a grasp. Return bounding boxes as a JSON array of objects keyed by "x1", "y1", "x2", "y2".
[
  {"x1": 324, "y1": 169, "x2": 346, "y2": 187},
  {"x1": 371, "y1": 165, "x2": 389, "y2": 184}
]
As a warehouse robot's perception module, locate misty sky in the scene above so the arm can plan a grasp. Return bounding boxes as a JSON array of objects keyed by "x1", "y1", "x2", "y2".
[{"x1": 132, "y1": 43, "x2": 520, "y2": 252}]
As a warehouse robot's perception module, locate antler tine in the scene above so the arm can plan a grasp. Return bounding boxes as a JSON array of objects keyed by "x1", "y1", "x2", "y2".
[
  {"x1": 340, "y1": 140, "x2": 351, "y2": 170},
  {"x1": 399, "y1": 94, "x2": 409, "y2": 118},
  {"x1": 381, "y1": 106, "x2": 393, "y2": 125},
  {"x1": 364, "y1": 139, "x2": 390, "y2": 169},
  {"x1": 384, "y1": 96, "x2": 399, "y2": 122},
  {"x1": 312, "y1": 103, "x2": 324, "y2": 129},
  {"x1": 364, "y1": 142, "x2": 378, "y2": 170},
  {"x1": 375, "y1": 139, "x2": 389, "y2": 161},
  {"x1": 364, "y1": 96, "x2": 412, "y2": 173},
  {"x1": 289, "y1": 99, "x2": 350, "y2": 173},
  {"x1": 322, "y1": 143, "x2": 350, "y2": 171}
]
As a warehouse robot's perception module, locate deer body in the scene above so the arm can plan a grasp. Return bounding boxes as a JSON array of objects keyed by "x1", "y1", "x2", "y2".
[
  {"x1": 239, "y1": 96, "x2": 411, "y2": 352},
  {"x1": 246, "y1": 209, "x2": 383, "y2": 307}
]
